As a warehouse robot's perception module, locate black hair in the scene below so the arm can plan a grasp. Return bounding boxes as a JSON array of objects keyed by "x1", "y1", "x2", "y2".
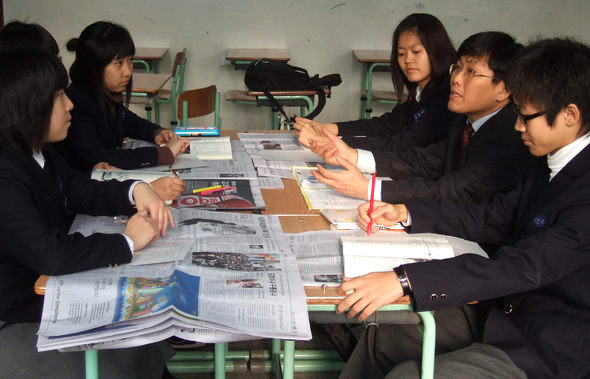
[
  {"x1": 0, "y1": 20, "x2": 59, "y2": 55},
  {"x1": 67, "y1": 21, "x2": 135, "y2": 108},
  {"x1": 456, "y1": 31, "x2": 522, "y2": 83},
  {"x1": 391, "y1": 13, "x2": 456, "y2": 102},
  {"x1": 506, "y1": 38, "x2": 590, "y2": 135},
  {"x1": 0, "y1": 47, "x2": 69, "y2": 153}
]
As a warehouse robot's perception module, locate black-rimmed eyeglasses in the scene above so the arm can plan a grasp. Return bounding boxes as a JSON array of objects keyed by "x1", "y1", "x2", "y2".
[
  {"x1": 449, "y1": 63, "x2": 500, "y2": 81},
  {"x1": 512, "y1": 104, "x2": 546, "y2": 125}
]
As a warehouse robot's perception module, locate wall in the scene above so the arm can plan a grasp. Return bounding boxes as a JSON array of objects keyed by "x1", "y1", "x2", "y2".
[{"x1": 5, "y1": 0, "x2": 590, "y2": 129}]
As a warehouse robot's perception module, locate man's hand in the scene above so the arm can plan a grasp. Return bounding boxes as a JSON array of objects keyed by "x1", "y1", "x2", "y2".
[
  {"x1": 123, "y1": 210, "x2": 159, "y2": 251},
  {"x1": 293, "y1": 117, "x2": 337, "y2": 147},
  {"x1": 154, "y1": 129, "x2": 180, "y2": 145},
  {"x1": 309, "y1": 128, "x2": 358, "y2": 166},
  {"x1": 166, "y1": 137, "x2": 190, "y2": 156},
  {"x1": 311, "y1": 157, "x2": 369, "y2": 199},
  {"x1": 336, "y1": 271, "x2": 404, "y2": 321},
  {"x1": 92, "y1": 162, "x2": 120, "y2": 171},
  {"x1": 132, "y1": 182, "x2": 174, "y2": 236},
  {"x1": 357, "y1": 201, "x2": 409, "y2": 232},
  {"x1": 150, "y1": 177, "x2": 186, "y2": 201}
]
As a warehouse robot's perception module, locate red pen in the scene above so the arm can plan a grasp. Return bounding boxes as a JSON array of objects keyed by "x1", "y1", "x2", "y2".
[{"x1": 367, "y1": 173, "x2": 376, "y2": 236}]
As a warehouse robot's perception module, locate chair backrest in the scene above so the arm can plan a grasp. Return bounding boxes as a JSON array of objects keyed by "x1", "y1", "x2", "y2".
[
  {"x1": 170, "y1": 48, "x2": 187, "y2": 94},
  {"x1": 177, "y1": 85, "x2": 221, "y2": 127}
]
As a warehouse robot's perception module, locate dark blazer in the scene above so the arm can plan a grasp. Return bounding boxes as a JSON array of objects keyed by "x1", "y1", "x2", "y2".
[
  {"x1": 0, "y1": 146, "x2": 136, "y2": 323},
  {"x1": 403, "y1": 144, "x2": 590, "y2": 378},
  {"x1": 374, "y1": 105, "x2": 533, "y2": 203},
  {"x1": 59, "y1": 83, "x2": 163, "y2": 170},
  {"x1": 337, "y1": 79, "x2": 459, "y2": 152}
]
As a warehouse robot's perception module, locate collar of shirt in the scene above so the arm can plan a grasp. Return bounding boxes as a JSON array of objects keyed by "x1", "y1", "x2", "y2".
[
  {"x1": 32, "y1": 150, "x2": 45, "y2": 168},
  {"x1": 415, "y1": 86, "x2": 422, "y2": 103},
  {"x1": 469, "y1": 106, "x2": 504, "y2": 133},
  {"x1": 547, "y1": 132, "x2": 590, "y2": 181}
]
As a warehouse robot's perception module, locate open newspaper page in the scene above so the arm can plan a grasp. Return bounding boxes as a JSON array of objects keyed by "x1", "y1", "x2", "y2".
[
  {"x1": 175, "y1": 150, "x2": 258, "y2": 179},
  {"x1": 38, "y1": 251, "x2": 311, "y2": 351},
  {"x1": 341, "y1": 232, "x2": 489, "y2": 278}
]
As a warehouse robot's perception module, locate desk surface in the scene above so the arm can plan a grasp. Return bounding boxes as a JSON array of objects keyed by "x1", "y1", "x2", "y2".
[
  {"x1": 353, "y1": 49, "x2": 391, "y2": 63},
  {"x1": 226, "y1": 48, "x2": 290, "y2": 62},
  {"x1": 132, "y1": 73, "x2": 171, "y2": 94},
  {"x1": 134, "y1": 47, "x2": 168, "y2": 61}
]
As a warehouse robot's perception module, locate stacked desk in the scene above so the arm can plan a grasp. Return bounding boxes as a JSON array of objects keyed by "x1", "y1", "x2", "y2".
[{"x1": 353, "y1": 49, "x2": 397, "y2": 119}]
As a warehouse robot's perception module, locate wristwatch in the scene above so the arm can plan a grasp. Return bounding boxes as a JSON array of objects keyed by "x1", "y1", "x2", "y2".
[{"x1": 394, "y1": 266, "x2": 412, "y2": 297}]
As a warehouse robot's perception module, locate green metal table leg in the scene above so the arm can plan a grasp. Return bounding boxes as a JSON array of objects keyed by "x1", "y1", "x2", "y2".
[
  {"x1": 85, "y1": 349, "x2": 98, "y2": 379},
  {"x1": 360, "y1": 62, "x2": 368, "y2": 119},
  {"x1": 364, "y1": 62, "x2": 391, "y2": 119},
  {"x1": 418, "y1": 311, "x2": 436, "y2": 379},
  {"x1": 271, "y1": 339, "x2": 282, "y2": 378},
  {"x1": 214, "y1": 342, "x2": 226, "y2": 379},
  {"x1": 283, "y1": 340, "x2": 295, "y2": 379},
  {"x1": 154, "y1": 103, "x2": 160, "y2": 126}
]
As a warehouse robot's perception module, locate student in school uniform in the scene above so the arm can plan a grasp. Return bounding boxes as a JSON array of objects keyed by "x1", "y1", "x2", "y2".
[
  {"x1": 0, "y1": 46, "x2": 174, "y2": 378},
  {"x1": 338, "y1": 38, "x2": 590, "y2": 379},
  {"x1": 294, "y1": 13, "x2": 459, "y2": 152},
  {"x1": 56, "y1": 21, "x2": 188, "y2": 199},
  {"x1": 309, "y1": 32, "x2": 534, "y2": 204}
]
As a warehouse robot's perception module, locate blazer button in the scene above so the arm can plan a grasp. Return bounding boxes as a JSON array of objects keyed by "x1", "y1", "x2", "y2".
[
  {"x1": 429, "y1": 293, "x2": 439, "y2": 301},
  {"x1": 503, "y1": 304, "x2": 513, "y2": 314},
  {"x1": 440, "y1": 293, "x2": 447, "y2": 300}
]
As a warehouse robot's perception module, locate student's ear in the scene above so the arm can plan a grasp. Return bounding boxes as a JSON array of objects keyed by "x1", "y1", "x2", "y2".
[
  {"x1": 563, "y1": 103, "x2": 581, "y2": 127},
  {"x1": 495, "y1": 81, "x2": 510, "y2": 103}
]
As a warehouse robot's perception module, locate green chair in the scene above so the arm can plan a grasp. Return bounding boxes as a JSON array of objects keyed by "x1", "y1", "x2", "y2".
[
  {"x1": 154, "y1": 48, "x2": 187, "y2": 126},
  {"x1": 177, "y1": 85, "x2": 221, "y2": 128}
]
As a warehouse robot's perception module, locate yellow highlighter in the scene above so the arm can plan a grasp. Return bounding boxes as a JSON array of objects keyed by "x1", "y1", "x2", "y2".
[{"x1": 192, "y1": 185, "x2": 222, "y2": 194}]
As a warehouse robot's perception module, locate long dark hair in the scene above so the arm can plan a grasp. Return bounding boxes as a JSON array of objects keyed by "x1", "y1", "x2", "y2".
[
  {"x1": 67, "y1": 21, "x2": 135, "y2": 109},
  {"x1": 0, "y1": 21, "x2": 59, "y2": 55},
  {"x1": 0, "y1": 47, "x2": 69, "y2": 154},
  {"x1": 391, "y1": 13, "x2": 455, "y2": 102}
]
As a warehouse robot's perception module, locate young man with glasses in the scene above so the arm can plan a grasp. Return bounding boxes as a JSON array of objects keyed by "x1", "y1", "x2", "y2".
[
  {"x1": 338, "y1": 38, "x2": 590, "y2": 378},
  {"x1": 308, "y1": 32, "x2": 534, "y2": 204}
]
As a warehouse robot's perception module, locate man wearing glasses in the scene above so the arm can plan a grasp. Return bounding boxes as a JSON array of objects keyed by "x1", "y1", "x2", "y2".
[{"x1": 308, "y1": 32, "x2": 535, "y2": 205}]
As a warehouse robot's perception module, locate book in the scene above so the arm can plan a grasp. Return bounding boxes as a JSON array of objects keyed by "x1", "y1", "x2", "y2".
[
  {"x1": 174, "y1": 126, "x2": 220, "y2": 137},
  {"x1": 190, "y1": 136, "x2": 232, "y2": 160},
  {"x1": 341, "y1": 232, "x2": 488, "y2": 278}
]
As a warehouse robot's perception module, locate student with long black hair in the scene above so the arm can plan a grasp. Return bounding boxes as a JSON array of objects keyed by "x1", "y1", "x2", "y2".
[
  {"x1": 58, "y1": 21, "x2": 187, "y2": 200},
  {"x1": 295, "y1": 13, "x2": 458, "y2": 152},
  {"x1": 0, "y1": 46, "x2": 173, "y2": 378}
]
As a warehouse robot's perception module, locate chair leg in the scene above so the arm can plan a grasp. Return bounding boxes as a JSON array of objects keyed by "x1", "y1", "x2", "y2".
[
  {"x1": 85, "y1": 349, "x2": 99, "y2": 379},
  {"x1": 145, "y1": 105, "x2": 153, "y2": 123},
  {"x1": 154, "y1": 103, "x2": 160, "y2": 126},
  {"x1": 214, "y1": 342, "x2": 227, "y2": 379}
]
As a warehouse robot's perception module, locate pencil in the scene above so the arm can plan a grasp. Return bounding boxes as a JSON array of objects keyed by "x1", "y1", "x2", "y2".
[
  {"x1": 367, "y1": 172, "x2": 376, "y2": 236},
  {"x1": 170, "y1": 168, "x2": 179, "y2": 177}
]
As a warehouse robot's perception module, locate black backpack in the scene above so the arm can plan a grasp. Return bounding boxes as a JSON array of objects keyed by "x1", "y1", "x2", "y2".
[{"x1": 244, "y1": 59, "x2": 341, "y2": 122}]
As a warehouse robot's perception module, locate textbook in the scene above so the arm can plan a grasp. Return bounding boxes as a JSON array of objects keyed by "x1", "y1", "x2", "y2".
[
  {"x1": 190, "y1": 136, "x2": 232, "y2": 160},
  {"x1": 174, "y1": 126, "x2": 220, "y2": 137},
  {"x1": 341, "y1": 232, "x2": 488, "y2": 278}
]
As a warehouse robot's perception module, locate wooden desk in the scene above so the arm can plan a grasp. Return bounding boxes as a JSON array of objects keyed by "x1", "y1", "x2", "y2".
[
  {"x1": 134, "y1": 47, "x2": 168, "y2": 73},
  {"x1": 226, "y1": 48, "x2": 289, "y2": 69},
  {"x1": 353, "y1": 49, "x2": 396, "y2": 119},
  {"x1": 132, "y1": 73, "x2": 171, "y2": 95}
]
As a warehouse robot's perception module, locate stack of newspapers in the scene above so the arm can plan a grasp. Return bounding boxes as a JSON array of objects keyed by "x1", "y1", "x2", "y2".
[{"x1": 36, "y1": 209, "x2": 312, "y2": 352}]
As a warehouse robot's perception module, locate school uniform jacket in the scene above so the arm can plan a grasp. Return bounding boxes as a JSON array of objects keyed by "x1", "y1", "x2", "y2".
[
  {"x1": 0, "y1": 146, "x2": 135, "y2": 323},
  {"x1": 60, "y1": 83, "x2": 163, "y2": 170},
  {"x1": 402, "y1": 144, "x2": 590, "y2": 378},
  {"x1": 374, "y1": 105, "x2": 533, "y2": 203},
  {"x1": 337, "y1": 79, "x2": 459, "y2": 152}
]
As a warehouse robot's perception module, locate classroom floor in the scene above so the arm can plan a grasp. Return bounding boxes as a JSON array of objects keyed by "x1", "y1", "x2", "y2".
[{"x1": 172, "y1": 323, "x2": 343, "y2": 379}]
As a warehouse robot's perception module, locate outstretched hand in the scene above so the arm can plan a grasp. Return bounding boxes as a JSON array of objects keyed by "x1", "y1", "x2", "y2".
[
  {"x1": 309, "y1": 128, "x2": 357, "y2": 166},
  {"x1": 336, "y1": 271, "x2": 404, "y2": 321},
  {"x1": 311, "y1": 156, "x2": 369, "y2": 199},
  {"x1": 293, "y1": 117, "x2": 337, "y2": 147}
]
